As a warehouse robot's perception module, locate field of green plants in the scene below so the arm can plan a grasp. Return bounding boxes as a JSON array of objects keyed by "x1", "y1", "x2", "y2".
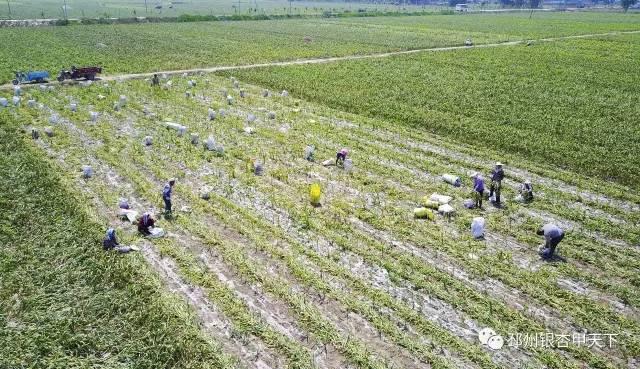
[
  {"x1": 0, "y1": 0, "x2": 427, "y2": 19},
  {"x1": 3, "y1": 49, "x2": 639, "y2": 368},
  {"x1": 225, "y1": 33, "x2": 640, "y2": 188},
  {"x1": 2, "y1": 12, "x2": 639, "y2": 84},
  {"x1": 2, "y1": 11, "x2": 639, "y2": 369},
  {"x1": 0, "y1": 111, "x2": 235, "y2": 368}
]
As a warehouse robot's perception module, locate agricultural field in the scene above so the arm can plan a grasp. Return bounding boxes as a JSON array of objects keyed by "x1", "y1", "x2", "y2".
[
  {"x1": 0, "y1": 109, "x2": 235, "y2": 368},
  {"x1": 1, "y1": 12, "x2": 640, "y2": 84},
  {"x1": 0, "y1": 0, "x2": 428, "y2": 20},
  {"x1": 225, "y1": 33, "x2": 640, "y2": 188},
  {"x1": 2, "y1": 10, "x2": 640, "y2": 369},
  {"x1": 2, "y1": 49, "x2": 639, "y2": 369}
]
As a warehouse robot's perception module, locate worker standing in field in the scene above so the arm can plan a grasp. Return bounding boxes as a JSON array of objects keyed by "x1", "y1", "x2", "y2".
[
  {"x1": 137, "y1": 212, "x2": 156, "y2": 236},
  {"x1": 152, "y1": 74, "x2": 160, "y2": 87},
  {"x1": 489, "y1": 162, "x2": 504, "y2": 206},
  {"x1": 537, "y1": 223, "x2": 564, "y2": 260},
  {"x1": 162, "y1": 179, "x2": 175, "y2": 215},
  {"x1": 472, "y1": 172, "x2": 485, "y2": 209},
  {"x1": 335, "y1": 148, "x2": 349, "y2": 167}
]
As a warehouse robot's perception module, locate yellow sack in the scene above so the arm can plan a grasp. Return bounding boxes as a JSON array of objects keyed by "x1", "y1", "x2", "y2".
[
  {"x1": 310, "y1": 183, "x2": 321, "y2": 205},
  {"x1": 421, "y1": 196, "x2": 440, "y2": 209},
  {"x1": 413, "y1": 207, "x2": 435, "y2": 220}
]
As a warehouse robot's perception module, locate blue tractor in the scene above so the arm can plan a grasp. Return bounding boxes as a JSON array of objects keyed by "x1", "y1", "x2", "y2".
[{"x1": 12, "y1": 70, "x2": 50, "y2": 85}]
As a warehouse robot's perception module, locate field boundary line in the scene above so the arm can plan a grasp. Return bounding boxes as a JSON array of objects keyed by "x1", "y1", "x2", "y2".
[{"x1": 3, "y1": 29, "x2": 639, "y2": 90}]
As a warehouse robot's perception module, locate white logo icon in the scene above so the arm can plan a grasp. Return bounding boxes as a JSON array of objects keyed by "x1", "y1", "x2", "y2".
[{"x1": 479, "y1": 328, "x2": 504, "y2": 350}]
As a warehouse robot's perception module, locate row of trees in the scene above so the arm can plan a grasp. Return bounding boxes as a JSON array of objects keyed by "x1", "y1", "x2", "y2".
[{"x1": 447, "y1": 0, "x2": 636, "y2": 9}]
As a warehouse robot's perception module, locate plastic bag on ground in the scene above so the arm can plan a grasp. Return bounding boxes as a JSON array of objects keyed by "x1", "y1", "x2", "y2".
[
  {"x1": 442, "y1": 174, "x2": 461, "y2": 187},
  {"x1": 414, "y1": 207, "x2": 435, "y2": 220},
  {"x1": 322, "y1": 159, "x2": 334, "y2": 166},
  {"x1": 148, "y1": 227, "x2": 165, "y2": 238},
  {"x1": 438, "y1": 204, "x2": 455, "y2": 215},
  {"x1": 429, "y1": 193, "x2": 452, "y2": 204},
  {"x1": 304, "y1": 146, "x2": 315, "y2": 161},
  {"x1": 343, "y1": 159, "x2": 353, "y2": 172},
  {"x1": 471, "y1": 217, "x2": 485, "y2": 239},
  {"x1": 310, "y1": 183, "x2": 321, "y2": 205},
  {"x1": 119, "y1": 209, "x2": 138, "y2": 223},
  {"x1": 463, "y1": 199, "x2": 475, "y2": 209},
  {"x1": 82, "y1": 165, "x2": 93, "y2": 178},
  {"x1": 204, "y1": 136, "x2": 216, "y2": 151}
]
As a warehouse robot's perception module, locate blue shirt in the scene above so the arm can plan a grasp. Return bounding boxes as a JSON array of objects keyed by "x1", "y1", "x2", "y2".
[
  {"x1": 491, "y1": 168, "x2": 504, "y2": 182},
  {"x1": 542, "y1": 224, "x2": 564, "y2": 239},
  {"x1": 474, "y1": 177, "x2": 485, "y2": 193},
  {"x1": 162, "y1": 184, "x2": 172, "y2": 200}
]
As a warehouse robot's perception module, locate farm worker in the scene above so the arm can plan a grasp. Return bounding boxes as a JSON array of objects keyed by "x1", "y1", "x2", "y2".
[
  {"x1": 537, "y1": 223, "x2": 564, "y2": 260},
  {"x1": 335, "y1": 148, "x2": 349, "y2": 167},
  {"x1": 519, "y1": 180, "x2": 534, "y2": 202},
  {"x1": 162, "y1": 179, "x2": 175, "y2": 214},
  {"x1": 102, "y1": 228, "x2": 133, "y2": 253},
  {"x1": 137, "y1": 212, "x2": 156, "y2": 236},
  {"x1": 471, "y1": 172, "x2": 485, "y2": 209},
  {"x1": 489, "y1": 162, "x2": 504, "y2": 205},
  {"x1": 152, "y1": 74, "x2": 160, "y2": 87}
]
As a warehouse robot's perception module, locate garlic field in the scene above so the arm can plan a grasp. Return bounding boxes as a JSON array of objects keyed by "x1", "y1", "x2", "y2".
[{"x1": 3, "y1": 70, "x2": 638, "y2": 369}]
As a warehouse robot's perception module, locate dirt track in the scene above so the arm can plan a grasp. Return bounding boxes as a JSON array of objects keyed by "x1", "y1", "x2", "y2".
[{"x1": 2, "y1": 29, "x2": 638, "y2": 91}]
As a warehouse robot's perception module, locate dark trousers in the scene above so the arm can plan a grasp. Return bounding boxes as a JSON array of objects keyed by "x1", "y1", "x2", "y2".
[
  {"x1": 336, "y1": 153, "x2": 346, "y2": 166},
  {"x1": 489, "y1": 181, "x2": 501, "y2": 203},
  {"x1": 542, "y1": 234, "x2": 564, "y2": 259},
  {"x1": 474, "y1": 190, "x2": 483, "y2": 208},
  {"x1": 164, "y1": 198, "x2": 172, "y2": 213}
]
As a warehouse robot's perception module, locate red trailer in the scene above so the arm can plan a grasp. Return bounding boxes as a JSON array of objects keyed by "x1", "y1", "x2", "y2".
[{"x1": 57, "y1": 66, "x2": 102, "y2": 82}]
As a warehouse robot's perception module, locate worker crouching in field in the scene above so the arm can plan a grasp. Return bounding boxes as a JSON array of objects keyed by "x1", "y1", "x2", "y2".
[
  {"x1": 137, "y1": 212, "x2": 156, "y2": 236},
  {"x1": 152, "y1": 74, "x2": 160, "y2": 87},
  {"x1": 103, "y1": 228, "x2": 136, "y2": 253},
  {"x1": 537, "y1": 223, "x2": 564, "y2": 260},
  {"x1": 519, "y1": 180, "x2": 534, "y2": 202},
  {"x1": 163, "y1": 179, "x2": 175, "y2": 215},
  {"x1": 489, "y1": 162, "x2": 504, "y2": 206},
  {"x1": 471, "y1": 172, "x2": 485, "y2": 209},
  {"x1": 336, "y1": 148, "x2": 349, "y2": 167}
]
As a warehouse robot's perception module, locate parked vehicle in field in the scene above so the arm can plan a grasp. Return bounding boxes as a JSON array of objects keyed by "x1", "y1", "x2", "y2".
[
  {"x1": 455, "y1": 3, "x2": 469, "y2": 11},
  {"x1": 57, "y1": 66, "x2": 102, "y2": 82},
  {"x1": 12, "y1": 70, "x2": 50, "y2": 85}
]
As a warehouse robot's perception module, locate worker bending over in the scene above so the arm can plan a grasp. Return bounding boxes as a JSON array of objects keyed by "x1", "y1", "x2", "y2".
[
  {"x1": 489, "y1": 162, "x2": 504, "y2": 205},
  {"x1": 163, "y1": 179, "x2": 175, "y2": 214},
  {"x1": 537, "y1": 223, "x2": 564, "y2": 260},
  {"x1": 103, "y1": 228, "x2": 134, "y2": 253},
  {"x1": 336, "y1": 148, "x2": 349, "y2": 167},
  {"x1": 137, "y1": 212, "x2": 156, "y2": 236},
  {"x1": 472, "y1": 173, "x2": 485, "y2": 209}
]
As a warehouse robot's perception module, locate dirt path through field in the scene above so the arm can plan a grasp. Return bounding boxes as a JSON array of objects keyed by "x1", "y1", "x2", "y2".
[{"x1": 2, "y1": 29, "x2": 639, "y2": 91}]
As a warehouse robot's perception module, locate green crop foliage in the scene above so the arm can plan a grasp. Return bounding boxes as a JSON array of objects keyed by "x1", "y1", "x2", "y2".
[
  {"x1": 0, "y1": 115, "x2": 237, "y2": 369},
  {"x1": 224, "y1": 33, "x2": 640, "y2": 188}
]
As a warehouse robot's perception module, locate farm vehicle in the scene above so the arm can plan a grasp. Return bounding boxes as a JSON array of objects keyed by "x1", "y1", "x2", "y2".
[
  {"x1": 57, "y1": 66, "x2": 102, "y2": 82},
  {"x1": 12, "y1": 70, "x2": 50, "y2": 85}
]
